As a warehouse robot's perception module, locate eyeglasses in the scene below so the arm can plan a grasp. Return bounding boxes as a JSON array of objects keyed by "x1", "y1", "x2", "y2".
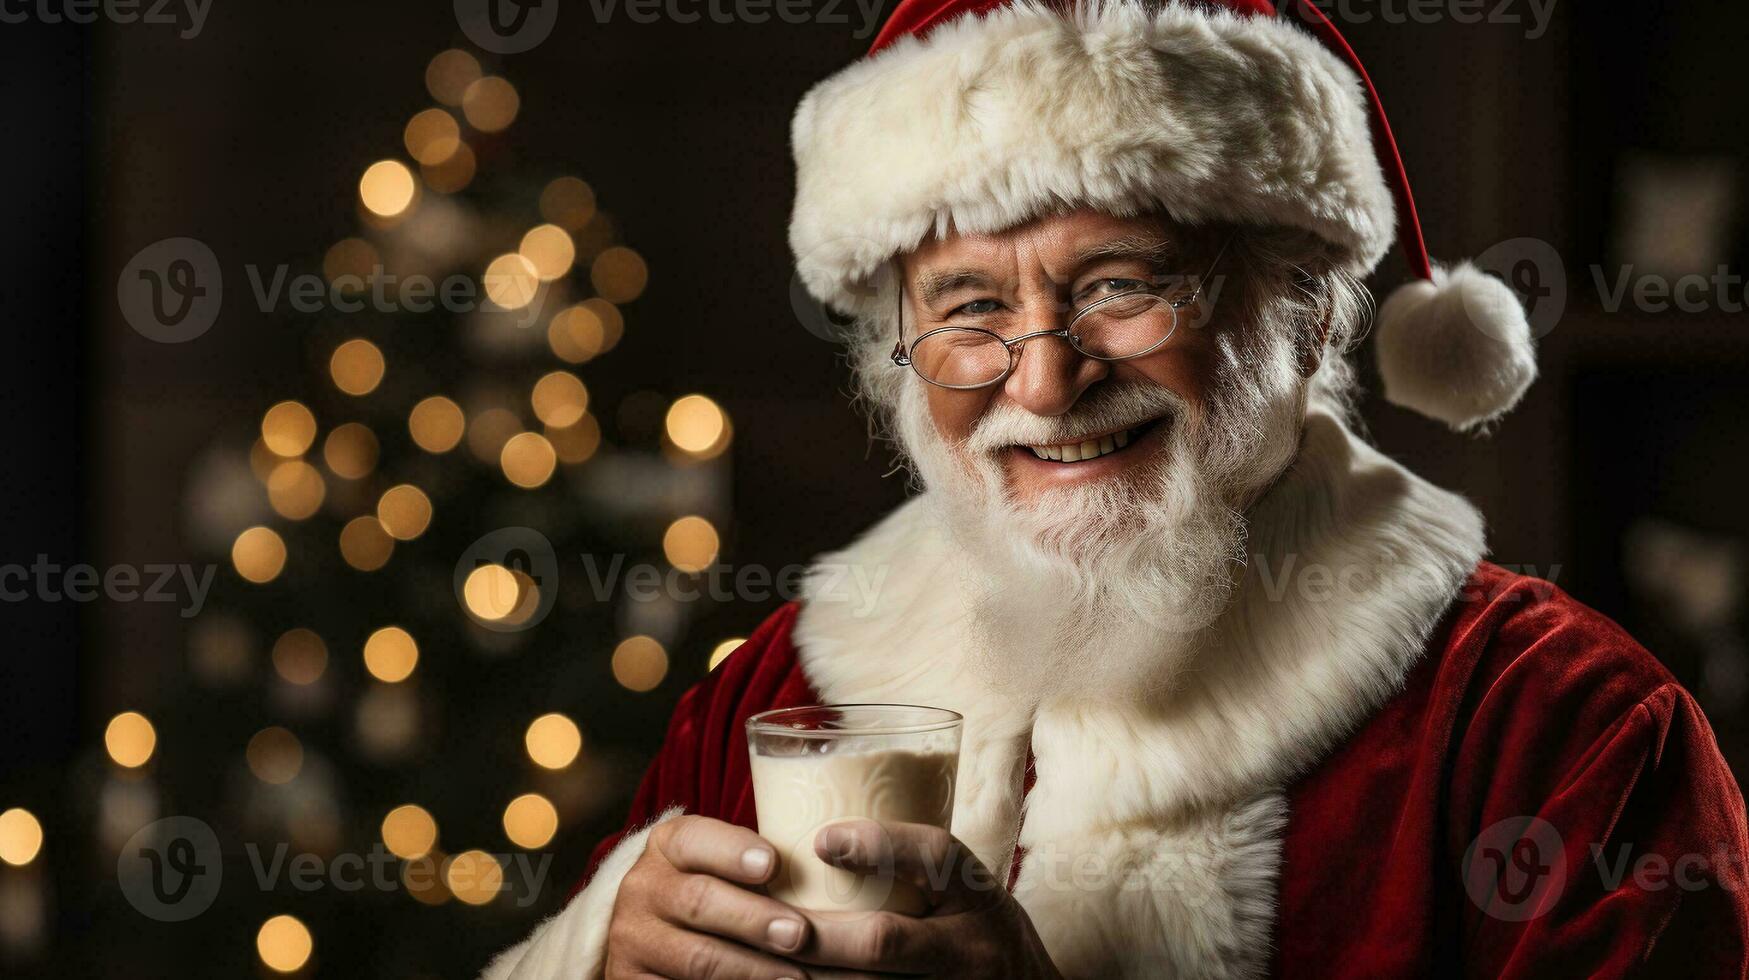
[{"x1": 890, "y1": 234, "x2": 1233, "y2": 390}]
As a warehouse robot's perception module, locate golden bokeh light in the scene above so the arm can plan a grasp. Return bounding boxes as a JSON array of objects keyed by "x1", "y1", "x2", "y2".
[
  {"x1": 524, "y1": 713, "x2": 582, "y2": 770},
  {"x1": 403, "y1": 108, "x2": 462, "y2": 166},
  {"x1": 104, "y1": 711, "x2": 157, "y2": 768},
  {"x1": 261, "y1": 400, "x2": 317, "y2": 457},
  {"x1": 462, "y1": 564, "x2": 518, "y2": 621},
  {"x1": 323, "y1": 422, "x2": 380, "y2": 480},
  {"x1": 266, "y1": 460, "x2": 326, "y2": 521},
  {"x1": 466, "y1": 406, "x2": 521, "y2": 463},
  {"x1": 547, "y1": 414, "x2": 601, "y2": 465},
  {"x1": 446, "y1": 850, "x2": 505, "y2": 906},
  {"x1": 329, "y1": 338, "x2": 385, "y2": 396},
  {"x1": 381, "y1": 804, "x2": 438, "y2": 860},
  {"x1": 233, "y1": 526, "x2": 288, "y2": 584},
  {"x1": 502, "y1": 793, "x2": 559, "y2": 850},
  {"x1": 663, "y1": 516, "x2": 720, "y2": 573},
  {"x1": 539, "y1": 176, "x2": 596, "y2": 231},
  {"x1": 500, "y1": 432, "x2": 557, "y2": 489},
  {"x1": 377, "y1": 484, "x2": 433, "y2": 541},
  {"x1": 246, "y1": 726, "x2": 304, "y2": 785},
  {"x1": 425, "y1": 49, "x2": 481, "y2": 106},
  {"x1": 664, "y1": 394, "x2": 729, "y2": 457},
  {"x1": 518, "y1": 224, "x2": 576, "y2": 281},
  {"x1": 403, "y1": 853, "x2": 451, "y2": 905},
  {"x1": 482, "y1": 253, "x2": 540, "y2": 311},
  {"x1": 363, "y1": 626, "x2": 419, "y2": 683},
  {"x1": 272, "y1": 628, "x2": 328, "y2": 686},
  {"x1": 359, "y1": 159, "x2": 418, "y2": 218},
  {"x1": 546, "y1": 304, "x2": 605, "y2": 363},
  {"x1": 530, "y1": 371, "x2": 588, "y2": 428},
  {"x1": 0, "y1": 808, "x2": 43, "y2": 867},
  {"x1": 339, "y1": 516, "x2": 394, "y2": 572},
  {"x1": 612, "y1": 636, "x2": 668, "y2": 692},
  {"x1": 590, "y1": 246, "x2": 648, "y2": 303},
  {"x1": 709, "y1": 638, "x2": 746, "y2": 671},
  {"x1": 409, "y1": 395, "x2": 466, "y2": 454},
  {"x1": 585, "y1": 298, "x2": 625, "y2": 352},
  {"x1": 422, "y1": 142, "x2": 476, "y2": 194},
  {"x1": 461, "y1": 76, "x2": 519, "y2": 132},
  {"x1": 323, "y1": 237, "x2": 379, "y2": 286},
  {"x1": 256, "y1": 914, "x2": 313, "y2": 974}
]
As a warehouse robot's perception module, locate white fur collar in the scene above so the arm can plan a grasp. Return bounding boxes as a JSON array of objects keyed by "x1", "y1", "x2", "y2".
[{"x1": 794, "y1": 411, "x2": 1485, "y2": 977}]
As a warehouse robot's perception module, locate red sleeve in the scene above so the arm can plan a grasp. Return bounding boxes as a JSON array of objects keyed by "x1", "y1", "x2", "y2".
[
  {"x1": 573, "y1": 603, "x2": 819, "y2": 892},
  {"x1": 1449, "y1": 592, "x2": 1749, "y2": 978}
]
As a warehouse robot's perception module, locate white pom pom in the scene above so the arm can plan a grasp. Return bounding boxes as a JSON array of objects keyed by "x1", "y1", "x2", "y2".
[{"x1": 1374, "y1": 261, "x2": 1538, "y2": 432}]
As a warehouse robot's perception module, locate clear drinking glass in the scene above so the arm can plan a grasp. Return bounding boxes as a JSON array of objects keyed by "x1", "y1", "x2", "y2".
[{"x1": 746, "y1": 704, "x2": 963, "y2": 914}]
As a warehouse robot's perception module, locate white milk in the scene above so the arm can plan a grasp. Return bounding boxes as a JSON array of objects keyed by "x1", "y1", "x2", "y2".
[{"x1": 750, "y1": 747, "x2": 958, "y2": 913}]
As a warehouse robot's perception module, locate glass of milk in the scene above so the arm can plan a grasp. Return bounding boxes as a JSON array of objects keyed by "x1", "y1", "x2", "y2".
[{"x1": 746, "y1": 704, "x2": 962, "y2": 915}]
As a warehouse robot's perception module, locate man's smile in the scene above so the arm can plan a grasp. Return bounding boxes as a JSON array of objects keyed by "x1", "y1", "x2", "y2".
[{"x1": 1003, "y1": 415, "x2": 1169, "y2": 492}]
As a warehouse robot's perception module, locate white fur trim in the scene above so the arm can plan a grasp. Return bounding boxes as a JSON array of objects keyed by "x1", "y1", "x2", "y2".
[
  {"x1": 793, "y1": 411, "x2": 1485, "y2": 977},
  {"x1": 1375, "y1": 261, "x2": 1538, "y2": 432},
  {"x1": 788, "y1": 0, "x2": 1395, "y2": 315},
  {"x1": 480, "y1": 806, "x2": 684, "y2": 980}
]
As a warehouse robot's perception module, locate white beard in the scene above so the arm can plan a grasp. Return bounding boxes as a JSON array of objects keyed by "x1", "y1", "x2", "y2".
[{"x1": 893, "y1": 330, "x2": 1307, "y2": 708}]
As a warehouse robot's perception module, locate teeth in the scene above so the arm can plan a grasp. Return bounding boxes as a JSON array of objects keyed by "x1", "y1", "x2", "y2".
[{"x1": 1024, "y1": 424, "x2": 1145, "y2": 463}]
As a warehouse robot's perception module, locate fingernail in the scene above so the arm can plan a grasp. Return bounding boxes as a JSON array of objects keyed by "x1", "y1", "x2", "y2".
[
  {"x1": 742, "y1": 846, "x2": 773, "y2": 877},
  {"x1": 766, "y1": 917, "x2": 803, "y2": 950}
]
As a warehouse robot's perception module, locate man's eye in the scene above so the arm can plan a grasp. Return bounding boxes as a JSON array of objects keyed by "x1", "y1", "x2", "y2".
[
  {"x1": 950, "y1": 299, "x2": 1001, "y2": 317},
  {"x1": 1085, "y1": 278, "x2": 1148, "y2": 298}
]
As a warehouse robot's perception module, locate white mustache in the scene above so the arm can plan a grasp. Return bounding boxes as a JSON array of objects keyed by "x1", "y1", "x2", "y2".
[{"x1": 963, "y1": 383, "x2": 1186, "y2": 453}]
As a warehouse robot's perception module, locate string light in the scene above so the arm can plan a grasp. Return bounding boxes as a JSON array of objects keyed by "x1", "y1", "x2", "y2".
[
  {"x1": 664, "y1": 394, "x2": 730, "y2": 458},
  {"x1": 524, "y1": 713, "x2": 582, "y2": 770},
  {"x1": 409, "y1": 396, "x2": 465, "y2": 453},
  {"x1": 104, "y1": 711, "x2": 157, "y2": 768},
  {"x1": 502, "y1": 793, "x2": 559, "y2": 849},
  {"x1": 359, "y1": 159, "x2": 417, "y2": 218},
  {"x1": 0, "y1": 808, "x2": 43, "y2": 866},
  {"x1": 611, "y1": 636, "x2": 668, "y2": 692},
  {"x1": 376, "y1": 484, "x2": 433, "y2": 541},
  {"x1": 329, "y1": 338, "x2": 385, "y2": 396},
  {"x1": 709, "y1": 638, "x2": 746, "y2": 671},
  {"x1": 233, "y1": 526, "x2": 288, "y2": 584},
  {"x1": 381, "y1": 804, "x2": 438, "y2": 860},
  {"x1": 261, "y1": 400, "x2": 317, "y2": 457},
  {"x1": 256, "y1": 914, "x2": 313, "y2": 973},
  {"x1": 272, "y1": 629, "x2": 328, "y2": 686},
  {"x1": 663, "y1": 516, "x2": 720, "y2": 573},
  {"x1": 462, "y1": 564, "x2": 521, "y2": 622},
  {"x1": 363, "y1": 626, "x2": 419, "y2": 683}
]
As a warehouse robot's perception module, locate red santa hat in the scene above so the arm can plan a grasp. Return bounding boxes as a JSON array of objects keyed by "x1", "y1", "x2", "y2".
[{"x1": 788, "y1": 0, "x2": 1538, "y2": 431}]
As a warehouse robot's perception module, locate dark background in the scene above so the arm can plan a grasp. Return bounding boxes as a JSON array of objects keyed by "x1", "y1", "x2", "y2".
[{"x1": 3, "y1": 0, "x2": 1748, "y2": 975}]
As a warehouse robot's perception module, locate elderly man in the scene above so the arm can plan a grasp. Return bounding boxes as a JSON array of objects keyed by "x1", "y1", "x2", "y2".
[{"x1": 486, "y1": 0, "x2": 1749, "y2": 976}]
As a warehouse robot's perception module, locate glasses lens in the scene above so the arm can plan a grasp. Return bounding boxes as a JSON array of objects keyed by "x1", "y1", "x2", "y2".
[
  {"x1": 1070, "y1": 292, "x2": 1175, "y2": 360},
  {"x1": 909, "y1": 328, "x2": 1010, "y2": 388}
]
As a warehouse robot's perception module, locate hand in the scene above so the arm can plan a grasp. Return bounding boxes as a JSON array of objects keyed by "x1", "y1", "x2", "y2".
[
  {"x1": 606, "y1": 814, "x2": 814, "y2": 979},
  {"x1": 790, "y1": 820, "x2": 1064, "y2": 980}
]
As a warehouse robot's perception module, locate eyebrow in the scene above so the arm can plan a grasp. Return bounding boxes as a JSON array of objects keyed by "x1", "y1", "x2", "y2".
[
  {"x1": 911, "y1": 269, "x2": 999, "y2": 308},
  {"x1": 908, "y1": 232, "x2": 1181, "y2": 307}
]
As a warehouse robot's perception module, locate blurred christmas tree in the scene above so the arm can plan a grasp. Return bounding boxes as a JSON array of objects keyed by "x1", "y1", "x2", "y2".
[{"x1": 84, "y1": 47, "x2": 739, "y2": 976}]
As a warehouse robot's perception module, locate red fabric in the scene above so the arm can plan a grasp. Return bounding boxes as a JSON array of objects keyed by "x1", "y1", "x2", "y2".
[{"x1": 575, "y1": 563, "x2": 1749, "y2": 974}]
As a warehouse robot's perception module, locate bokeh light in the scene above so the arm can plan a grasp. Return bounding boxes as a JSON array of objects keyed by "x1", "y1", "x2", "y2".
[
  {"x1": 266, "y1": 460, "x2": 326, "y2": 520},
  {"x1": 339, "y1": 516, "x2": 394, "y2": 571},
  {"x1": 381, "y1": 804, "x2": 438, "y2": 860},
  {"x1": 323, "y1": 422, "x2": 379, "y2": 480},
  {"x1": 530, "y1": 371, "x2": 588, "y2": 428},
  {"x1": 329, "y1": 338, "x2": 385, "y2": 396},
  {"x1": 422, "y1": 142, "x2": 476, "y2": 194},
  {"x1": 519, "y1": 224, "x2": 575, "y2": 281},
  {"x1": 462, "y1": 564, "x2": 522, "y2": 622},
  {"x1": 272, "y1": 629, "x2": 328, "y2": 686},
  {"x1": 425, "y1": 49, "x2": 481, "y2": 106},
  {"x1": 363, "y1": 626, "x2": 418, "y2": 683},
  {"x1": 611, "y1": 636, "x2": 668, "y2": 692},
  {"x1": 465, "y1": 407, "x2": 521, "y2": 463},
  {"x1": 0, "y1": 808, "x2": 43, "y2": 866},
  {"x1": 539, "y1": 176, "x2": 596, "y2": 230},
  {"x1": 590, "y1": 246, "x2": 648, "y2": 303},
  {"x1": 546, "y1": 304, "x2": 605, "y2": 363},
  {"x1": 445, "y1": 850, "x2": 504, "y2": 906},
  {"x1": 502, "y1": 793, "x2": 559, "y2": 849},
  {"x1": 256, "y1": 914, "x2": 313, "y2": 973},
  {"x1": 663, "y1": 516, "x2": 720, "y2": 573},
  {"x1": 664, "y1": 394, "x2": 729, "y2": 458},
  {"x1": 233, "y1": 526, "x2": 288, "y2": 584},
  {"x1": 261, "y1": 400, "x2": 317, "y2": 457},
  {"x1": 359, "y1": 159, "x2": 417, "y2": 218},
  {"x1": 409, "y1": 396, "x2": 465, "y2": 453},
  {"x1": 500, "y1": 432, "x2": 557, "y2": 488},
  {"x1": 482, "y1": 253, "x2": 540, "y2": 310},
  {"x1": 547, "y1": 414, "x2": 601, "y2": 465},
  {"x1": 524, "y1": 713, "x2": 582, "y2": 770},
  {"x1": 246, "y1": 726, "x2": 304, "y2": 785},
  {"x1": 376, "y1": 484, "x2": 432, "y2": 541},
  {"x1": 323, "y1": 237, "x2": 379, "y2": 286},
  {"x1": 403, "y1": 108, "x2": 461, "y2": 166},
  {"x1": 461, "y1": 76, "x2": 519, "y2": 132},
  {"x1": 104, "y1": 711, "x2": 157, "y2": 768}
]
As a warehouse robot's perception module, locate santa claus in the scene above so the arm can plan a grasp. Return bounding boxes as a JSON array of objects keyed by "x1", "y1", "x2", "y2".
[{"x1": 485, "y1": 0, "x2": 1749, "y2": 976}]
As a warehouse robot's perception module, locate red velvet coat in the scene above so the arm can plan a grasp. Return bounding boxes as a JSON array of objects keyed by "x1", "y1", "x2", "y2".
[{"x1": 578, "y1": 563, "x2": 1749, "y2": 977}]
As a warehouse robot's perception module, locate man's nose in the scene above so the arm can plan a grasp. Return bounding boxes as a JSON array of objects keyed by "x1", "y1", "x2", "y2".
[{"x1": 1000, "y1": 311, "x2": 1108, "y2": 417}]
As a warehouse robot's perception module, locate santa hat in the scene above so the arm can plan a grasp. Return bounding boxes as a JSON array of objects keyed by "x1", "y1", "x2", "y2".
[{"x1": 788, "y1": 0, "x2": 1537, "y2": 432}]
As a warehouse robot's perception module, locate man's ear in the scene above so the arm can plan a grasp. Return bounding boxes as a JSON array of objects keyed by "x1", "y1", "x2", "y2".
[{"x1": 1296, "y1": 308, "x2": 1333, "y2": 379}]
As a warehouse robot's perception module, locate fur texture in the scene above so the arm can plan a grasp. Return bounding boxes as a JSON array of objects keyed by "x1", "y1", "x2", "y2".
[
  {"x1": 794, "y1": 410, "x2": 1487, "y2": 977},
  {"x1": 788, "y1": 1, "x2": 1395, "y2": 317},
  {"x1": 1374, "y1": 261, "x2": 1539, "y2": 431},
  {"x1": 478, "y1": 805, "x2": 683, "y2": 980}
]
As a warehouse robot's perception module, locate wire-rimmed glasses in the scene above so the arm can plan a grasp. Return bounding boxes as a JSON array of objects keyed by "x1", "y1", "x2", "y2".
[{"x1": 890, "y1": 234, "x2": 1233, "y2": 390}]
